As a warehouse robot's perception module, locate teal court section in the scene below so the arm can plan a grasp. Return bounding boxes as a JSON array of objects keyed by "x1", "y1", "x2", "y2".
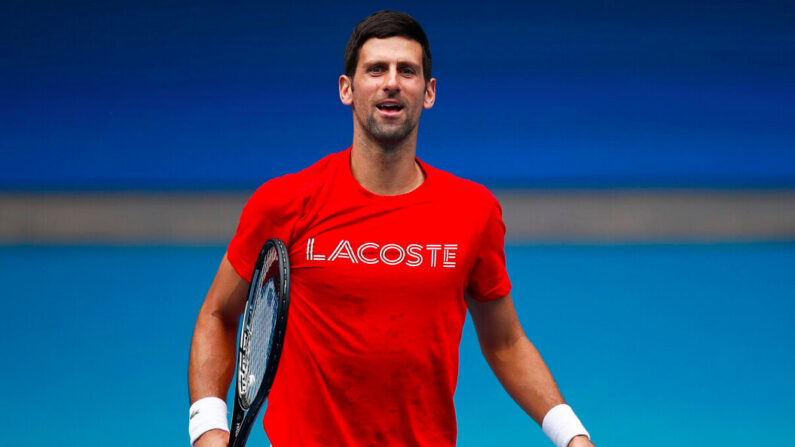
[{"x1": 0, "y1": 243, "x2": 792, "y2": 446}]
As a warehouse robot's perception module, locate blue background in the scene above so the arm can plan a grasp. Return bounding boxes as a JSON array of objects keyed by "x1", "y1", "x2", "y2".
[
  {"x1": 2, "y1": 0, "x2": 794, "y2": 190},
  {"x1": 2, "y1": 3, "x2": 794, "y2": 446}
]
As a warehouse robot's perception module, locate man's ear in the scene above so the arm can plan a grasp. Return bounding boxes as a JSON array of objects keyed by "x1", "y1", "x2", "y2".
[
  {"x1": 339, "y1": 75, "x2": 353, "y2": 106},
  {"x1": 423, "y1": 77, "x2": 436, "y2": 109}
]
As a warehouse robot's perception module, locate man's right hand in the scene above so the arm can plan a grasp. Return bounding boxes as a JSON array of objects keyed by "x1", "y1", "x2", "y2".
[
  {"x1": 194, "y1": 429, "x2": 230, "y2": 447},
  {"x1": 569, "y1": 435, "x2": 595, "y2": 447}
]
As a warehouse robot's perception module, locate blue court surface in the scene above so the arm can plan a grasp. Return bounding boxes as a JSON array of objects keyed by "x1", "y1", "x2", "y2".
[{"x1": 0, "y1": 242, "x2": 792, "y2": 446}]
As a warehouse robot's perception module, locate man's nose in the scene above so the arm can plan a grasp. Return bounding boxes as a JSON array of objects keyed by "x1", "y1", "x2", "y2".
[{"x1": 383, "y1": 67, "x2": 400, "y2": 92}]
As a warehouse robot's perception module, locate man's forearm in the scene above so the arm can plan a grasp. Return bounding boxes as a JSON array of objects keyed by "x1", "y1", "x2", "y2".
[
  {"x1": 188, "y1": 309, "x2": 239, "y2": 402},
  {"x1": 188, "y1": 256, "x2": 249, "y2": 446},
  {"x1": 481, "y1": 334, "x2": 565, "y2": 425}
]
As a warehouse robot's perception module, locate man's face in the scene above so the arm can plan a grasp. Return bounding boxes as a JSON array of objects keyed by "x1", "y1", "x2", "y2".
[{"x1": 339, "y1": 36, "x2": 436, "y2": 147}]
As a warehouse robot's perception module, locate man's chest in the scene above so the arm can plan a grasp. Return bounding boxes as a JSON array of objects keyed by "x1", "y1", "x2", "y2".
[{"x1": 286, "y1": 198, "x2": 484, "y2": 303}]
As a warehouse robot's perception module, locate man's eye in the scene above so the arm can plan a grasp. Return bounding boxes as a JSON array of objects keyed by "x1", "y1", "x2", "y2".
[
  {"x1": 369, "y1": 66, "x2": 384, "y2": 73},
  {"x1": 401, "y1": 68, "x2": 416, "y2": 75}
]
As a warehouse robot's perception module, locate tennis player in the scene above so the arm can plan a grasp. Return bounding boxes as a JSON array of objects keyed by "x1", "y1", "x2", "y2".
[{"x1": 189, "y1": 10, "x2": 594, "y2": 447}]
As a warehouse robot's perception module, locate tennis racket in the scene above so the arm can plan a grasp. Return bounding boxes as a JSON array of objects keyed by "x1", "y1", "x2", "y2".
[{"x1": 228, "y1": 238, "x2": 291, "y2": 447}]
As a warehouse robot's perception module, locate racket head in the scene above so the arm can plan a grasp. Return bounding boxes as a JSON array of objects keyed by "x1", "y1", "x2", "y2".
[{"x1": 229, "y1": 238, "x2": 290, "y2": 447}]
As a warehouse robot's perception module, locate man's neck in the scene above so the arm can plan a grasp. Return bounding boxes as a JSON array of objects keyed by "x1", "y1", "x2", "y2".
[{"x1": 350, "y1": 132, "x2": 425, "y2": 196}]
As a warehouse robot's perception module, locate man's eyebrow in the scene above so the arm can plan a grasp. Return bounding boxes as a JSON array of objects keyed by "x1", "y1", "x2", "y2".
[
  {"x1": 361, "y1": 57, "x2": 420, "y2": 65},
  {"x1": 361, "y1": 59, "x2": 421, "y2": 71},
  {"x1": 397, "y1": 61, "x2": 421, "y2": 69}
]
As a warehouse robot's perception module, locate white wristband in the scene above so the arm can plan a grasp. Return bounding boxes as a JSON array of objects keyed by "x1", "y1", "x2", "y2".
[
  {"x1": 189, "y1": 397, "x2": 229, "y2": 446},
  {"x1": 542, "y1": 404, "x2": 590, "y2": 447}
]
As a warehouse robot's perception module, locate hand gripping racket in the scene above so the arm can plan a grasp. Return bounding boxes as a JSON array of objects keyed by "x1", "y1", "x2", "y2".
[{"x1": 228, "y1": 239, "x2": 291, "y2": 447}]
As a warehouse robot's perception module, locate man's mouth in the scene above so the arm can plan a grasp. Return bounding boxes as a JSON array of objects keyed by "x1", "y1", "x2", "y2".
[{"x1": 376, "y1": 101, "x2": 404, "y2": 113}]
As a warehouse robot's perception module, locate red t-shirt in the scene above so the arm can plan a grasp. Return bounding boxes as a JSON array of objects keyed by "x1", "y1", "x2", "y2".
[{"x1": 227, "y1": 147, "x2": 512, "y2": 447}]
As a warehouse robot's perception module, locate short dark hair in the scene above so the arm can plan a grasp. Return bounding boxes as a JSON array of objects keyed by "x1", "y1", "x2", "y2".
[{"x1": 344, "y1": 10, "x2": 432, "y2": 81}]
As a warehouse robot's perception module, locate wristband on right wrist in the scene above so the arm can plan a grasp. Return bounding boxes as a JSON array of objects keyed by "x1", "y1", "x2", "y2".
[
  {"x1": 188, "y1": 396, "x2": 229, "y2": 446},
  {"x1": 541, "y1": 403, "x2": 590, "y2": 447}
]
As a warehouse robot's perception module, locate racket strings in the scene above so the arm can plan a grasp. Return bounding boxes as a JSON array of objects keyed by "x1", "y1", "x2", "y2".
[
  {"x1": 247, "y1": 278, "x2": 278, "y2": 402},
  {"x1": 240, "y1": 254, "x2": 281, "y2": 408}
]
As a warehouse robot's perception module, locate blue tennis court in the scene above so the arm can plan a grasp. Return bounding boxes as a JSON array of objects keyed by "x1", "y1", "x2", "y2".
[{"x1": 0, "y1": 242, "x2": 792, "y2": 446}]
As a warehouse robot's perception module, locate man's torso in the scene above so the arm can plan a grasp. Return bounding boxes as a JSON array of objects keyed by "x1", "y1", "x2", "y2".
[{"x1": 227, "y1": 148, "x2": 510, "y2": 446}]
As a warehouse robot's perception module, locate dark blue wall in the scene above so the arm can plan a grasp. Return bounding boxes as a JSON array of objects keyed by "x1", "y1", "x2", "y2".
[{"x1": 2, "y1": 1, "x2": 793, "y2": 189}]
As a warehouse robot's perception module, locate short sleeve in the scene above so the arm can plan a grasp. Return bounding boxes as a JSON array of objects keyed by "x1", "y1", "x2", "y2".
[
  {"x1": 466, "y1": 198, "x2": 512, "y2": 302},
  {"x1": 227, "y1": 177, "x2": 301, "y2": 281}
]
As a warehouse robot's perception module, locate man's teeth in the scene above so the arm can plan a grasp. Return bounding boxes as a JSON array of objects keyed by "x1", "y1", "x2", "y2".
[{"x1": 378, "y1": 104, "x2": 402, "y2": 110}]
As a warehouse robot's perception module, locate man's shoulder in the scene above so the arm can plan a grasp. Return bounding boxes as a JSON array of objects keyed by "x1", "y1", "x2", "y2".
[
  {"x1": 422, "y1": 160, "x2": 499, "y2": 206},
  {"x1": 239, "y1": 149, "x2": 344, "y2": 218},
  {"x1": 251, "y1": 149, "x2": 344, "y2": 196}
]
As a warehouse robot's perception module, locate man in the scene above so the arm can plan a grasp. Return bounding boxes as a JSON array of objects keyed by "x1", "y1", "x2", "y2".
[{"x1": 188, "y1": 10, "x2": 594, "y2": 447}]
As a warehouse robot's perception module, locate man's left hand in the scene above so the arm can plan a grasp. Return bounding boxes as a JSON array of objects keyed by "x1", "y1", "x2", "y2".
[{"x1": 569, "y1": 435, "x2": 595, "y2": 447}]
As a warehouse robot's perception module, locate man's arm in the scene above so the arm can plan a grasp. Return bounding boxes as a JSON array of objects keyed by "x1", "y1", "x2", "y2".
[
  {"x1": 465, "y1": 292, "x2": 594, "y2": 447},
  {"x1": 188, "y1": 254, "x2": 250, "y2": 446}
]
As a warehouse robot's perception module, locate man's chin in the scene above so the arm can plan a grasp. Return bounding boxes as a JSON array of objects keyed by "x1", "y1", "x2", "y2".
[{"x1": 367, "y1": 121, "x2": 414, "y2": 146}]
